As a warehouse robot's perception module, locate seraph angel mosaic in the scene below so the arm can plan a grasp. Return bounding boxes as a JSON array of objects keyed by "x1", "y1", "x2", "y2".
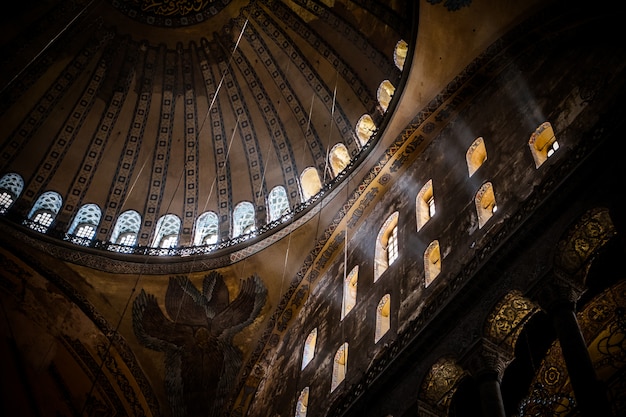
[{"x1": 132, "y1": 271, "x2": 267, "y2": 417}]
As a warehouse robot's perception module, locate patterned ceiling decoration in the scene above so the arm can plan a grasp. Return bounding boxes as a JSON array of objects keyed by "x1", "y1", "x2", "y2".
[
  {"x1": 426, "y1": 0, "x2": 472, "y2": 11},
  {"x1": 554, "y1": 207, "x2": 616, "y2": 283},
  {"x1": 485, "y1": 291, "x2": 539, "y2": 351},
  {"x1": 420, "y1": 357, "x2": 466, "y2": 413},
  {"x1": 109, "y1": 0, "x2": 235, "y2": 27},
  {"x1": 0, "y1": 0, "x2": 412, "y2": 254}
]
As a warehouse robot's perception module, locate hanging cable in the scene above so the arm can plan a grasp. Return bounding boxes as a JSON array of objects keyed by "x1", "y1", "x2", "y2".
[
  {"x1": 340, "y1": 168, "x2": 349, "y2": 393},
  {"x1": 190, "y1": 12, "x2": 250, "y2": 248},
  {"x1": 122, "y1": 155, "x2": 150, "y2": 209},
  {"x1": 0, "y1": 0, "x2": 101, "y2": 96},
  {"x1": 290, "y1": 83, "x2": 323, "y2": 399},
  {"x1": 199, "y1": 17, "x2": 249, "y2": 137},
  {"x1": 173, "y1": 16, "x2": 252, "y2": 344},
  {"x1": 80, "y1": 16, "x2": 252, "y2": 412},
  {"x1": 256, "y1": 58, "x2": 290, "y2": 222},
  {"x1": 80, "y1": 127, "x2": 190, "y2": 414},
  {"x1": 322, "y1": 72, "x2": 339, "y2": 184},
  {"x1": 180, "y1": 15, "x2": 249, "y2": 267},
  {"x1": 80, "y1": 131, "x2": 189, "y2": 415}
]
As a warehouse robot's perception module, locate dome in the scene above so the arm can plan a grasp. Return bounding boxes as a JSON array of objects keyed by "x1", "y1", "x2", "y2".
[{"x1": 0, "y1": 0, "x2": 411, "y2": 255}]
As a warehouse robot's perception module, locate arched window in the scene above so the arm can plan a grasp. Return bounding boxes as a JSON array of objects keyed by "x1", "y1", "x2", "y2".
[
  {"x1": 110, "y1": 210, "x2": 141, "y2": 247},
  {"x1": 375, "y1": 294, "x2": 391, "y2": 343},
  {"x1": 341, "y1": 266, "x2": 358, "y2": 319},
  {"x1": 424, "y1": 240, "x2": 441, "y2": 287},
  {"x1": 466, "y1": 137, "x2": 487, "y2": 176},
  {"x1": 329, "y1": 143, "x2": 351, "y2": 177},
  {"x1": 416, "y1": 179, "x2": 435, "y2": 231},
  {"x1": 529, "y1": 122, "x2": 559, "y2": 168},
  {"x1": 295, "y1": 387, "x2": 309, "y2": 417},
  {"x1": 152, "y1": 214, "x2": 181, "y2": 248},
  {"x1": 331, "y1": 342, "x2": 348, "y2": 392},
  {"x1": 374, "y1": 212, "x2": 399, "y2": 282},
  {"x1": 27, "y1": 191, "x2": 62, "y2": 233},
  {"x1": 475, "y1": 182, "x2": 497, "y2": 229},
  {"x1": 394, "y1": 39, "x2": 408, "y2": 71},
  {"x1": 0, "y1": 172, "x2": 24, "y2": 214},
  {"x1": 233, "y1": 201, "x2": 255, "y2": 238},
  {"x1": 356, "y1": 114, "x2": 376, "y2": 146},
  {"x1": 194, "y1": 211, "x2": 219, "y2": 245},
  {"x1": 68, "y1": 203, "x2": 101, "y2": 242},
  {"x1": 301, "y1": 328, "x2": 317, "y2": 370},
  {"x1": 377, "y1": 80, "x2": 395, "y2": 112},
  {"x1": 300, "y1": 167, "x2": 322, "y2": 201},
  {"x1": 268, "y1": 185, "x2": 290, "y2": 222}
]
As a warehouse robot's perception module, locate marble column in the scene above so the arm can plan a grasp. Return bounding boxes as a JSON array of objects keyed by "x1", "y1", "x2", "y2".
[
  {"x1": 462, "y1": 338, "x2": 511, "y2": 417},
  {"x1": 538, "y1": 274, "x2": 613, "y2": 417}
]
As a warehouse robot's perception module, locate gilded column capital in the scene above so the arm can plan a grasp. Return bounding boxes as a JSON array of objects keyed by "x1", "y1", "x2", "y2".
[
  {"x1": 536, "y1": 270, "x2": 586, "y2": 313},
  {"x1": 461, "y1": 338, "x2": 513, "y2": 383}
]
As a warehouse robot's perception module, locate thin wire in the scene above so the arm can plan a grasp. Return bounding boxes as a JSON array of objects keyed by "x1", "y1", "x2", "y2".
[
  {"x1": 122, "y1": 155, "x2": 149, "y2": 208},
  {"x1": 173, "y1": 17, "x2": 252, "y2": 331},
  {"x1": 256, "y1": 59, "x2": 290, "y2": 215},
  {"x1": 322, "y1": 73, "x2": 339, "y2": 184},
  {"x1": 181, "y1": 16, "x2": 248, "y2": 260},
  {"x1": 272, "y1": 58, "x2": 317, "y2": 353},
  {"x1": 196, "y1": 15, "x2": 249, "y2": 243},
  {"x1": 340, "y1": 169, "x2": 349, "y2": 393},
  {"x1": 290, "y1": 86, "x2": 321, "y2": 397},
  {"x1": 0, "y1": 0, "x2": 100, "y2": 96},
  {"x1": 155, "y1": 19, "x2": 249, "y2": 404},
  {"x1": 199, "y1": 18, "x2": 249, "y2": 137},
  {"x1": 81, "y1": 17, "x2": 252, "y2": 412},
  {"x1": 80, "y1": 133, "x2": 186, "y2": 416},
  {"x1": 81, "y1": 145, "x2": 186, "y2": 414}
]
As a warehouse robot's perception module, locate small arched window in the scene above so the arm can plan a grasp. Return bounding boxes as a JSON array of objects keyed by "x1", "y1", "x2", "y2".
[
  {"x1": 355, "y1": 114, "x2": 376, "y2": 146},
  {"x1": 301, "y1": 328, "x2": 317, "y2": 370},
  {"x1": 329, "y1": 143, "x2": 351, "y2": 177},
  {"x1": 529, "y1": 122, "x2": 559, "y2": 168},
  {"x1": 341, "y1": 266, "x2": 358, "y2": 319},
  {"x1": 110, "y1": 210, "x2": 141, "y2": 247},
  {"x1": 374, "y1": 212, "x2": 399, "y2": 282},
  {"x1": 194, "y1": 211, "x2": 219, "y2": 246},
  {"x1": 68, "y1": 203, "x2": 102, "y2": 242},
  {"x1": 233, "y1": 201, "x2": 256, "y2": 238},
  {"x1": 331, "y1": 342, "x2": 348, "y2": 392},
  {"x1": 424, "y1": 240, "x2": 441, "y2": 287},
  {"x1": 416, "y1": 179, "x2": 435, "y2": 231},
  {"x1": 295, "y1": 387, "x2": 309, "y2": 417},
  {"x1": 27, "y1": 191, "x2": 63, "y2": 233},
  {"x1": 300, "y1": 167, "x2": 322, "y2": 201},
  {"x1": 0, "y1": 172, "x2": 24, "y2": 214},
  {"x1": 152, "y1": 214, "x2": 181, "y2": 248},
  {"x1": 466, "y1": 137, "x2": 487, "y2": 177},
  {"x1": 394, "y1": 39, "x2": 408, "y2": 71},
  {"x1": 268, "y1": 185, "x2": 290, "y2": 222},
  {"x1": 377, "y1": 80, "x2": 395, "y2": 112},
  {"x1": 475, "y1": 182, "x2": 497, "y2": 229},
  {"x1": 375, "y1": 294, "x2": 391, "y2": 343}
]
